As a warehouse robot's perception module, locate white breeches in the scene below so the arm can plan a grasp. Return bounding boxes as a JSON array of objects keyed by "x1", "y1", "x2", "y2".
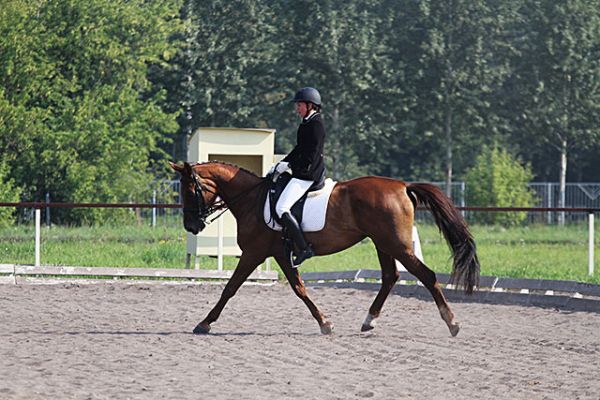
[{"x1": 275, "y1": 178, "x2": 314, "y2": 218}]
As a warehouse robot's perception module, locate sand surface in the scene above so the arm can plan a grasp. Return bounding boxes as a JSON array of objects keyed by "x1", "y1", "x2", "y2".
[{"x1": 1, "y1": 281, "x2": 599, "y2": 400}]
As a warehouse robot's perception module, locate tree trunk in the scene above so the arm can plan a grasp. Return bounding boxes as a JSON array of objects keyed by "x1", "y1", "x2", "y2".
[
  {"x1": 444, "y1": 107, "x2": 453, "y2": 199},
  {"x1": 558, "y1": 139, "x2": 567, "y2": 226},
  {"x1": 331, "y1": 106, "x2": 341, "y2": 179}
]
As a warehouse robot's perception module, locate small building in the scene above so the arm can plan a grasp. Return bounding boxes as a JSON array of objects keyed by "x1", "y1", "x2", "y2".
[{"x1": 186, "y1": 127, "x2": 276, "y2": 269}]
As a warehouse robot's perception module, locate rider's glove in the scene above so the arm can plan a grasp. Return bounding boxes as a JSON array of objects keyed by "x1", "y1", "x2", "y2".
[
  {"x1": 268, "y1": 161, "x2": 290, "y2": 182},
  {"x1": 268, "y1": 161, "x2": 290, "y2": 175},
  {"x1": 275, "y1": 161, "x2": 290, "y2": 174}
]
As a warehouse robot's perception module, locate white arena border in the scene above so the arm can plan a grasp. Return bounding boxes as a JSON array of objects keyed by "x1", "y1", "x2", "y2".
[
  {"x1": 2, "y1": 264, "x2": 599, "y2": 312},
  {"x1": 0, "y1": 263, "x2": 277, "y2": 285},
  {"x1": 300, "y1": 269, "x2": 600, "y2": 313}
]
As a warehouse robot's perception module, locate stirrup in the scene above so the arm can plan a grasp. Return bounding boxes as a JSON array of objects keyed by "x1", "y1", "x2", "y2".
[{"x1": 292, "y1": 244, "x2": 315, "y2": 268}]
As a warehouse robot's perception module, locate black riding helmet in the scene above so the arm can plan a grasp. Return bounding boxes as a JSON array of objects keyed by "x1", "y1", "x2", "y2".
[{"x1": 292, "y1": 87, "x2": 321, "y2": 106}]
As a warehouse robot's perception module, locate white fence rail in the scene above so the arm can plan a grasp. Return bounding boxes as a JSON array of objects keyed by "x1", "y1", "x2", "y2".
[{"x1": 22, "y1": 204, "x2": 597, "y2": 276}]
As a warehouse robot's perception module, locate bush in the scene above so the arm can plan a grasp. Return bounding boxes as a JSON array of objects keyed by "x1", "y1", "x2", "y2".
[
  {"x1": 0, "y1": 162, "x2": 22, "y2": 227},
  {"x1": 465, "y1": 147, "x2": 536, "y2": 226}
]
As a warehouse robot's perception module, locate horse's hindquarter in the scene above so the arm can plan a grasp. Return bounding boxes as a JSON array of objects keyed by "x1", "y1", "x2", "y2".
[
  {"x1": 308, "y1": 176, "x2": 414, "y2": 255},
  {"x1": 346, "y1": 176, "x2": 413, "y2": 226}
]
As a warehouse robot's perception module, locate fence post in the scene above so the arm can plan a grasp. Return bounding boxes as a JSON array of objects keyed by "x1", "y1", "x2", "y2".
[
  {"x1": 45, "y1": 192, "x2": 51, "y2": 227},
  {"x1": 217, "y1": 216, "x2": 224, "y2": 271},
  {"x1": 152, "y1": 190, "x2": 157, "y2": 228},
  {"x1": 546, "y1": 183, "x2": 552, "y2": 224},
  {"x1": 35, "y1": 207, "x2": 41, "y2": 267},
  {"x1": 460, "y1": 181, "x2": 466, "y2": 217},
  {"x1": 590, "y1": 212, "x2": 595, "y2": 276}
]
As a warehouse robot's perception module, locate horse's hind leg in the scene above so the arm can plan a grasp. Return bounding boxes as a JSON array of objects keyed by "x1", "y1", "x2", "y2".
[
  {"x1": 395, "y1": 251, "x2": 460, "y2": 337},
  {"x1": 361, "y1": 248, "x2": 400, "y2": 332},
  {"x1": 275, "y1": 254, "x2": 333, "y2": 335}
]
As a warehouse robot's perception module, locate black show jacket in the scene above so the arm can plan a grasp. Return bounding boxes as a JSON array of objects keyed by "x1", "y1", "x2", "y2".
[{"x1": 283, "y1": 113, "x2": 326, "y2": 181}]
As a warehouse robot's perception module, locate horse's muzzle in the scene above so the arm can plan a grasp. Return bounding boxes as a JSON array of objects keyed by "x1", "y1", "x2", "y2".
[{"x1": 184, "y1": 220, "x2": 205, "y2": 235}]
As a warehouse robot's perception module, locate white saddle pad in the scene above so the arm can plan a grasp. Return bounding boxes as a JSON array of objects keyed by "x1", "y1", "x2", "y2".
[{"x1": 264, "y1": 178, "x2": 337, "y2": 232}]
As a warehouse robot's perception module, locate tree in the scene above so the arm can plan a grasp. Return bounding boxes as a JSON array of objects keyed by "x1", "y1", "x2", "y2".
[
  {"x1": 409, "y1": 0, "x2": 517, "y2": 195},
  {"x1": 510, "y1": 0, "x2": 600, "y2": 223},
  {"x1": 167, "y1": 0, "x2": 279, "y2": 160},
  {"x1": 0, "y1": 0, "x2": 182, "y2": 223},
  {"x1": 0, "y1": 1, "x2": 51, "y2": 167},
  {"x1": 274, "y1": 0, "x2": 401, "y2": 179},
  {"x1": 465, "y1": 146, "x2": 536, "y2": 226},
  {"x1": 0, "y1": 160, "x2": 21, "y2": 227}
]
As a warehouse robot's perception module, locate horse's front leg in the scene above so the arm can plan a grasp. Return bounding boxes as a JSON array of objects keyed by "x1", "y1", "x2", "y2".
[
  {"x1": 193, "y1": 252, "x2": 265, "y2": 334},
  {"x1": 275, "y1": 254, "x2": 333, "y2": 335}
]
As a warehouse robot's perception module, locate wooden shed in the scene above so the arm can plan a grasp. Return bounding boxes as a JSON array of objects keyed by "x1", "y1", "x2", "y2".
[{"x1": 186, "y1": 127, "x2": 276, "y2": 269}]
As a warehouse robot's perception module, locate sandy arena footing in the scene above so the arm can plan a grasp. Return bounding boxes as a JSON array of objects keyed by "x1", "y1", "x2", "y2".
[{"x1": 1, "y1": 282, "x2": 599, "y2": 400}]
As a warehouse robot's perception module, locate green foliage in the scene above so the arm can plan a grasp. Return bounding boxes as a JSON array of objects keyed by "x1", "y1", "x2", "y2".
[
  {"x1": 0, "y1": 161, "x2": 21, "y2": 227},
  {"x1": 274, "y1": 0, "x2": 400, "y2": 179},
  {"x1": 175, "y1": 1, "x2": 279, "y2": 126},
  {"x1": 0, "y1": 0, "x2": 182, "y2": 223},
  {"x1": 1, "y1": 0, "x2": 599, "y2": 225},
  {"x1": 508, "y1": 0, "x2": 600, "y2": 181},
  {"x1": 465, "y1": 147, "x2": 536, "y2": 226},
  {"x1": 408, "y1": 0, "x2": 518, "y2": 184}
]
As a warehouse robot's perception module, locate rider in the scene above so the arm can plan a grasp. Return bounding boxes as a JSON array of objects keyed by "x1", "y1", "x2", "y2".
[{"x1": 269, "y1": 87, "x2": 326, "y2": 267}]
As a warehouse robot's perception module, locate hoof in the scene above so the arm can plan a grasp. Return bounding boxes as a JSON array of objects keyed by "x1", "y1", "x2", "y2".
[
  {"x1": 361, "y1": 324, "x2": 375, "y2": 332},
  {"x1": 193, "y1": 322, "x2": 211, "y2": 335},
  {"x1": 449, "y1": 323, "x2": 460, "y2": 337},
  {"x1": 361, "y1": 313, "x2": 376, "y2": 332},
  {"x1": 320, "y1": 321, "x2": 334, "y2": 335}
]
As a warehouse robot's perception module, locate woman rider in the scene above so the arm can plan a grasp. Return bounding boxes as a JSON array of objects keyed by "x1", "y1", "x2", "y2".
[{"x1": 269, "y1": 87, "x2": 326, "y2": 267}]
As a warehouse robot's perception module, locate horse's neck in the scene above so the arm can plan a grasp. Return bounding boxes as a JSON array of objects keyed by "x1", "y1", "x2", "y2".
[{"x1": 208, "y1": 164, "x2": 262, "y2": 218}]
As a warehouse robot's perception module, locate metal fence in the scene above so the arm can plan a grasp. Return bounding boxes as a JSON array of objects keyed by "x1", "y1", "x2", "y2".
[
  {"x1": 433, "y1": 182, "x2": 600, "y2": 208},
  {"x1": 429, "y1": 182, "x2": 600, "y2": 223},
  {"x1": 29, "y1": 180, "x2": 600, "y2": 226},
  {"x1": 157, "y1": 180, "x2": 600, "y2": 206},
  {"x1": 1, "y1": 202, "x2": 596, "y2": 276},
  {"x1": 529, "y1": 183, "x2": 600, "y2": 223}
]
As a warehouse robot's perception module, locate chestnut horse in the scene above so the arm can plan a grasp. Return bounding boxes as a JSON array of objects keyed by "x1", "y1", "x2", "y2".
[{"x1": 170, "y1": 161, "x2": 479, "y2": 336}]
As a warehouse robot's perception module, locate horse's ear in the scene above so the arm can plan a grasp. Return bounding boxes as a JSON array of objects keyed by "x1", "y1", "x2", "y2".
[
  {"x1": 169, "y1": 161, "x2": 183, "y2": 173},
  {"x1": 183, "y1": 162, "x2": 193, "y2": 175}
]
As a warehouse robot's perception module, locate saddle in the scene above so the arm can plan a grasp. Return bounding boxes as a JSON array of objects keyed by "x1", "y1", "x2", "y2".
[
  {"x1": 264, "y1": 170, "x2": 336, "y2": 234},
  {"x1": 268, "y1": 171, "x2": 325, "y2": 227}
]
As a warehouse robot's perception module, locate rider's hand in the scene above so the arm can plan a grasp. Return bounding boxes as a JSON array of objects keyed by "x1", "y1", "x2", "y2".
[
  {"x1": 274, "y1": 161, "x2": 290, "y2": 174},
  {"x1": 268, "y1": 161, "x2": 289, "y2": 176}
]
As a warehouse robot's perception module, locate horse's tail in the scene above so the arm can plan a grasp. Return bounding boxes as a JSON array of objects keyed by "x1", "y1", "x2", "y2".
[{"x1": 406, "y1": 183, "x2": 480, "y2": 295}]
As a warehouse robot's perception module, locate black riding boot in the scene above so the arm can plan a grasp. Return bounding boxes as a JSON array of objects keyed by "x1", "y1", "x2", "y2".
[{"x1": 280, "y1": 212, "x2": 315, "y2": 267}]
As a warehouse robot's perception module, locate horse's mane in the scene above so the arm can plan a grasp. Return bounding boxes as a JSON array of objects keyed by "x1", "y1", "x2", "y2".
[{"x1": 195, "y1": 160, "x2": 260, "y2": 179}]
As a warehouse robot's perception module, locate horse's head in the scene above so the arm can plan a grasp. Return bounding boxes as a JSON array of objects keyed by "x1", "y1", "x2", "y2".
[{"x1": 169, "y1": 161, "x2": 220, "y2": 235}]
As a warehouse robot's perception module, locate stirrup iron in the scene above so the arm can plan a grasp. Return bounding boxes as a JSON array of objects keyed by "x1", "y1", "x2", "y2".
[{"x1": 292, "y1": 243, "x2": 315, "y2": 268}]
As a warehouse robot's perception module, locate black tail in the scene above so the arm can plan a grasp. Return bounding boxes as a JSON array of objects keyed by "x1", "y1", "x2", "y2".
[{"x1": 406, "y1": 183, "x2": 480, "y2": 295}]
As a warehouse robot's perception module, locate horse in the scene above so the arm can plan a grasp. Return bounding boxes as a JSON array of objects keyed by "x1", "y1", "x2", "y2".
[{"x1": 169, "y1": 161, "x2": 480, "y2": 336}]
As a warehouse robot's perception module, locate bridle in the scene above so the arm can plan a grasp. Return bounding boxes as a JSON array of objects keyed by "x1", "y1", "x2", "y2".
[
  {"x1": 183, "y1": 166, "x2": 268, "y2": 227},
  {"x1": 182, "y1": 169, "x2": 227, "y2": 227}
]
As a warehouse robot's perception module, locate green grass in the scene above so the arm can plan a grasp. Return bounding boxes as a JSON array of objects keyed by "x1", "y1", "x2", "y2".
[
  {"x1": 418, "y1": 224, "x2": 600, "y2": 284},
  {"x1": 0, "y1": 222, "x2": 598, "y2": 284}
]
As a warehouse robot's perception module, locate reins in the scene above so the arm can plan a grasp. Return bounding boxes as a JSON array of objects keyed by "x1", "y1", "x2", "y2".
[{"x1": 189, "y1": 168, "x2": 269, "y2": 226}]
